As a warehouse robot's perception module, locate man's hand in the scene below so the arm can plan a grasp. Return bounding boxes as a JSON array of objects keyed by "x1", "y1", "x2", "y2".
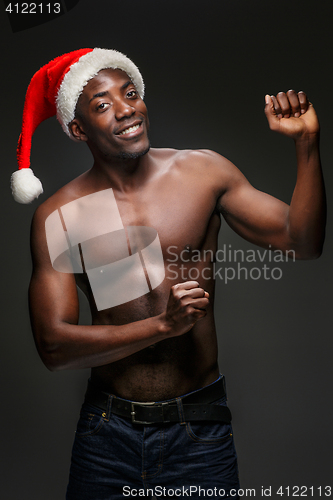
[
  {"x1": 265, "y1": 90, "x2": 320, "y2": 140},
  {"x1": 163, "y1": 281, "x2": 210, "y2": 337}
]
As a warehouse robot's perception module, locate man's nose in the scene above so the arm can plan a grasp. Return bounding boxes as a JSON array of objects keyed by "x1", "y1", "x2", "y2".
[{"x1": 114, "y1": 98, "x2": 135, "y2": 120}]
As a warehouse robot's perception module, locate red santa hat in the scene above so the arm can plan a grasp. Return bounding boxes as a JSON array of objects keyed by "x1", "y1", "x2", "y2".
[{"x1": 11, "y1": 48, "x2": 145, "y2": 203}]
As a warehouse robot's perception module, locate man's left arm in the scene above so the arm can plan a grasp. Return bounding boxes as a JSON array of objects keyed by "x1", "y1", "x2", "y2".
[{"x1": 217, "y1": 90, "x2": 326, "y2": 259}]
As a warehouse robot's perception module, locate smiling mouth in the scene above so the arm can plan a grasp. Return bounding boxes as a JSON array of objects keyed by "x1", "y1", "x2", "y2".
[{"x1": 117, "y1": 123, "x2": 141, "y2": 136}]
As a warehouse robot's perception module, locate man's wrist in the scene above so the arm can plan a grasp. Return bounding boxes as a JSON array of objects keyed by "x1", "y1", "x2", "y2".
[
  {"x1": 155, "y1": 312, "x2": 172, "y2": 338},
  {"x1": 294, "y1": 131, "x2": 320, "y2": 148}
]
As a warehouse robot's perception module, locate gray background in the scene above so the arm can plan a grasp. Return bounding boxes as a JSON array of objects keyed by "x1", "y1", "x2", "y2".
[{"x1": 1, "y1": 0, "x2": 332, "y2": 498}]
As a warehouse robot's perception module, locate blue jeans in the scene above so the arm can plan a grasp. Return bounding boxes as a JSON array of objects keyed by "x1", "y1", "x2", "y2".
[{"x1": 66, "y1": 378, "x2": 240, "y2": 499}]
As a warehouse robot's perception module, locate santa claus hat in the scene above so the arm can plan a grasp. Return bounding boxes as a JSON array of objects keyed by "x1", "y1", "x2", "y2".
[{"x1": 11, "y1": 48, "x2": 145, "y2": 203}]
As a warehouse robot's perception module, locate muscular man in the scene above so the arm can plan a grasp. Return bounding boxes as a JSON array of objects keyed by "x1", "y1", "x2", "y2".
[{"x1": 12, "y1": 49, "x2": 325, "y2": 499}]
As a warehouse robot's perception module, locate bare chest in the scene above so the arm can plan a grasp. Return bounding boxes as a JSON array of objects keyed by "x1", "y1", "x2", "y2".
[
  {"x1": 55, "y1": 173, "x2": 220, "y2": 317},
  {"x1": 113, "y1": 179, "x2": 220, "y2": 255}
]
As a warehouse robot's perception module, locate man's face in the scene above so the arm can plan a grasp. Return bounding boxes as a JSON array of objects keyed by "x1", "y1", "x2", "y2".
[{"x1": 72, "y1": 68, "x2": 150, "y2": 160}]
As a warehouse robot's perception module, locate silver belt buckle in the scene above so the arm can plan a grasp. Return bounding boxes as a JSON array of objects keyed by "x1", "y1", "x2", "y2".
[{"x1": 131, "y1": 401, "x2": 157, "y2": 425}]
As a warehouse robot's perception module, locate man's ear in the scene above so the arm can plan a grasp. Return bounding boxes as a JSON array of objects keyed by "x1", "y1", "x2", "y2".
[{"x1": 69, "y1": 119, "x2": 88, "y2": 141}]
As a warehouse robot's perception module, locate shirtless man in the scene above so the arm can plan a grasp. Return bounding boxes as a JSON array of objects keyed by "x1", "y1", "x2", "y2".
[{"x1": 13, "y1": 49, "x2": 325, "y2": 499}]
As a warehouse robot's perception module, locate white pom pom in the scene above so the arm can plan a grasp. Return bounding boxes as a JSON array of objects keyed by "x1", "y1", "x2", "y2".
[{"x1": 11, "y1": 168, "x2": 43, "y2": 204}]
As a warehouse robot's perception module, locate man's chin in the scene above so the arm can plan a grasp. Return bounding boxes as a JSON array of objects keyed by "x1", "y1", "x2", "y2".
[{"x1": 115, "y1": 143, "x2": 151, "y2": 161}]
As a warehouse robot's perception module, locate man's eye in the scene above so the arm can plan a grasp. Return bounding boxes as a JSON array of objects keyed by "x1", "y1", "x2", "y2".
[
  {"x1": 97, "y1": 102, "x2": 109, "y2": 111},
  {"x1": 127, "y1": 90, "x2": 138, "y2": 98}
]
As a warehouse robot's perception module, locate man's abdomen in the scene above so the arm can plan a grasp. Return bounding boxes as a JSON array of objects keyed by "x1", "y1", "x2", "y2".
[{"x1": 91, "y1": 311, "x2": 219, "y2": 402}]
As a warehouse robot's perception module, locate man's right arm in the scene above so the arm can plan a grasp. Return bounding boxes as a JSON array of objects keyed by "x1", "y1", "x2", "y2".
[{"x1": 29, "y1": 205, "x2": 209, "y2": 371}]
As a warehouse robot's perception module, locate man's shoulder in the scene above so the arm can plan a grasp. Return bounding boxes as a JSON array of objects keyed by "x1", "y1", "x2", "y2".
[
  {"x1": 152, "y1": 148, "x2": 246, "y2": 200},
  {"x1": 32, "y1": 172, "x2": 89, "y2": 227},
  {"x1": 152, "y1": 147, "x2": 229, "y2": 172},
  {"x1": 168, "y1": 149, "x2": 236, "y2": 185},
  {"x1": 155, "y1": 147, "x2": 223, "y2": 161}
]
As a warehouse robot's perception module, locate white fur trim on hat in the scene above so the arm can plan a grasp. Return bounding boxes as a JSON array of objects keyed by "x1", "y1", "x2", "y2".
[
  {"x1": 11, "y1": 168, "x2": 43, "y2": 204},
  {"x1": 56, "y1": 48, "x2": 145, "y2": 140}
]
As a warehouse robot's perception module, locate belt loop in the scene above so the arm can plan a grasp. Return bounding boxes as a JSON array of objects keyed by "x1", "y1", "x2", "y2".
[
  {"x1": 176, "y1": 397, "x2": 186, "y2": 425},
  {"x1": 106, "y1": 395, "x2": 113, "y2": 421},
  {"x1": 222, "y1": 374, "x2": 228, "y2": 400}
]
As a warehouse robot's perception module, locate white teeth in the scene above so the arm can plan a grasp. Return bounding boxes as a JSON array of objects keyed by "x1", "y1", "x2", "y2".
[{"x1": 119, "y1": 123, "x2": 140, "y2": 135}]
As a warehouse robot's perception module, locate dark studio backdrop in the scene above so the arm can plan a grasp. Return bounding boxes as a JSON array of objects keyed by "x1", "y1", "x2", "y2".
[{"x1": 1, "y1": 0, "x2": 332, "y2": 498}]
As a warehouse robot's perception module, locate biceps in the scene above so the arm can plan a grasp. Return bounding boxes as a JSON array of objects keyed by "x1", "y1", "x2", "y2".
[
  {"x1": 219, "y1": 183, "x2": 290, "y2": 245},
  {"x1": 29, "y1": 268, "x2": 79, "y2": 346}
]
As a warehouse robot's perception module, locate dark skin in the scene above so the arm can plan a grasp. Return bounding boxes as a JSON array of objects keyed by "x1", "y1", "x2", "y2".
[{"x1": 29, "y1": 69, "x2": 326, "y2": 401}]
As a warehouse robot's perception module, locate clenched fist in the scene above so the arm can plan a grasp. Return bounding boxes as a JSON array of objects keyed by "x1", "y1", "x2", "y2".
[
  {"x1": 162, "y1": 281, "x2": 210, "y2": 337},
  {"x1": 265, "y1": 90, "x2": 320, "y2": 140}
]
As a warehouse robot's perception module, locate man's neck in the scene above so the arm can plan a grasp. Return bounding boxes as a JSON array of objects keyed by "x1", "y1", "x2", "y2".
[{"x1": 88, "y1": 150, "x2": 152, "y2": 193}]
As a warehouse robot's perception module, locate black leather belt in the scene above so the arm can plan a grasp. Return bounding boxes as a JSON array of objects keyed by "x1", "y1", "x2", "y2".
[{"x1": 84, "y1": 376, "x2": 232, "y2": 425}]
